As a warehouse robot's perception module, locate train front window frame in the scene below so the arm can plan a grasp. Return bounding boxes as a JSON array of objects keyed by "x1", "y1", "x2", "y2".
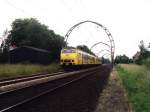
[{"x1": 62, "y1": 49, "x2": 76, "y2": 53}]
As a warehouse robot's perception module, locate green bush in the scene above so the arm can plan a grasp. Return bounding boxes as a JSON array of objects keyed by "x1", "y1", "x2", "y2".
[
  {"x1": 142, "y1": 57, "x2": 150, "y2": 68},
  {"x1": 116, "y1": 64, "x2": 150, "y2": 112}
]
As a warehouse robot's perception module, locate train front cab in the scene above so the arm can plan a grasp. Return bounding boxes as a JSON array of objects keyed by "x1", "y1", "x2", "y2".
[{"x1": 60, "y1": 49, "x2": 79, "y2": 66}]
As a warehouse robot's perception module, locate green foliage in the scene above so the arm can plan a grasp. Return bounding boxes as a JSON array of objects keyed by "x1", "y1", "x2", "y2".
[
  {"x1": 76, "y1": 45, "x2": 95, "y2": 55},
  {"x1": 115, "y1": 54, "x2": 132, "y2": 64},
  {"x1": 0, "y1": 48, "x2": 9, "y2": 63},
  {"x1": 138, "y1": 40, "x2": 147, "y2": 53},
  {"x1": 116, "y1": 64, "x2": 150, "y2": 112},
  {"x1": 0, "y1": 64, "x2": 62, "y2": 80},
  {"x1": 142, "y1": 57, "x2": 150, "y2": 68},
  {"x1": 137, "y1": 52, "x2": 150, "y2": 65},
  {"x1": 3, "y1": 18, "x2": 65, "y2": 61},
  {"x1": 101, "y1": 57, "x2": 111, "y2": 64},
  {"x1": 131, "y1": 92, "x2": 150, "y2": 112},
  {"x1": 135, "y1": 40, "x2": 150, "y2": 65}
]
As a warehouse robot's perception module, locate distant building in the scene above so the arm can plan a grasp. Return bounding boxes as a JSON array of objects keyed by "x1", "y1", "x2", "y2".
[{"x1": 9, "y1": 46, "x2": 51, "y2": 64}]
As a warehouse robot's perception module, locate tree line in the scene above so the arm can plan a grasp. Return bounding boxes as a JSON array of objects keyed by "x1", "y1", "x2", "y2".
[
  {"x1": 114, "y1": 40, "x2": 150, "y2": 66},
  {"x1": 0, "y1": 18, "x2": 97, "y2": 64},
  {"x1": 0, "y1": 18, "x2": 149, "y2": 65},
  {"x1": 135, "y1": 40, "x2": 150, "y2": 67},
  {"x1": 0, "y1": 18, "x2": 66, "y2": 63},
  {"x1": 114, "y1": 54, "x2": 133, "y2": 64}
]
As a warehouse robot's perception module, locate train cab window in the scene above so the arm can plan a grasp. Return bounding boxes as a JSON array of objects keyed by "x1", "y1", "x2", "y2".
[{"x1": 62, "y1": 49, "x2": 76, "y2": 53}]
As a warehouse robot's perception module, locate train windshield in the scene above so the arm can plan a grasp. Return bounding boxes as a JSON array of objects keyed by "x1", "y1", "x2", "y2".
[{"x1": 62, "y1": 49, "x2": 76, "y2": 53}]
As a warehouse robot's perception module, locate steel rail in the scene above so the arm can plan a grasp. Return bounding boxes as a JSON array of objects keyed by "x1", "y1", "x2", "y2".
[
  {"x1": 0, "y1": 66, "x2": 100, "y2": 112},
  {"x1": 0, "y1": 71, "x2": 71, "y2": 95},
  {"x1": 0, "y1": 67, "x2": 98, "y2": 95},
  {"x1": 0, "y1": 72, "x2": 48, "y2": 82},
  {"x1": 0, "y1": 71, "x2": 65, "y2": 87},
  {"x1": 1, "y1": 71, "x2": 97, "y2": 112}
]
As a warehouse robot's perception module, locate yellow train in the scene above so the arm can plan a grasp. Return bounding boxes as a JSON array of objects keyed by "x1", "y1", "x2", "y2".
[{"x1": 60, "y1": 48, "x2": 101, "y2": 66}]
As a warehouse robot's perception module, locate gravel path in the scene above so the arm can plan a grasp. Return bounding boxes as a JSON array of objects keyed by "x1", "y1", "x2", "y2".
[{"x1": 94, "y1": 69, "x2": 133, "y2": 112}]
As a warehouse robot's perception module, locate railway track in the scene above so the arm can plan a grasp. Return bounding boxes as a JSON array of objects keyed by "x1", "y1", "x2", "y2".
[
  {"x1": 0, "y1": 71, "x2": 65, "y2": 87},
  {"x1": 0, "y1": 66, "x2": 102, "y2": 112}
]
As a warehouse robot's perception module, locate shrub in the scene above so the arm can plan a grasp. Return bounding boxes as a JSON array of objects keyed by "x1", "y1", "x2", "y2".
[
  {"x1": 116, "y1": 64, "x2": 150, "y2": 112},
  {"x1": 142, "y1": 57, "x2": 150, "y2": 68}
]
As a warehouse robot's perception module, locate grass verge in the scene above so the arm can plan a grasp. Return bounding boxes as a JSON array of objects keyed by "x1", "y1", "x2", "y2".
[
  {"x1": 142, "y1": 57, "x2": 150, "y2": 68},
  {"x1": 0, "y1": 63, "x2": 62, "y2": 80},
  {"x1": 116, "y1": 64, "x2": 150, "y2": 112}
]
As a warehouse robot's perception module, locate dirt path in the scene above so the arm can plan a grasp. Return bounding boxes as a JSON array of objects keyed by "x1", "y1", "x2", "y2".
[{"x1": 94, "y1": 69, "x2": 133, "y2": 112}]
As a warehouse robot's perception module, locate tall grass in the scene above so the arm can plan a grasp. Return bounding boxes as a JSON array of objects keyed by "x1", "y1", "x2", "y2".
[
  {"x1": 142, "y1": 57, "x2": 150, "y2": 68},
  {"x1": 116, "y1": 64, "x2": 150, "y2": 112},
  {"x1": 0, "y1": 64, "x2": 62, "y2": 80}
]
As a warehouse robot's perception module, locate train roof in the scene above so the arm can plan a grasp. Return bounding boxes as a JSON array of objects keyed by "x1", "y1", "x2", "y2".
[{"x1": 62, "y1": 47, "x2": 98, "y2": 58}]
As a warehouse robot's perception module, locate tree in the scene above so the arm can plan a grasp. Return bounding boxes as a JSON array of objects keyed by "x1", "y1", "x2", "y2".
[
  {"x1": 0, "y1": 29, "x2": 10, "y2": 63},
  {"x1": 139, "y1": 40, "x2": 147, "y2": 53},
  {"x1": 115, "y1": 54, "x2": 132, "y2": 64},
  {"x1": 135, "y1": 40, "x2": 150, "y2": 64},
  {"x1": 1, "y1": 29, "x2": 9, "y2": 50},
  {"x1": 76, "y1": 45, "x2": 95, "y2": 55},
  {"x1": 4, "y1": 18, "x2": 65, "y2": 61},
  {"x1": 101, "y1": 57, "x2": 111, "y2": 64}
]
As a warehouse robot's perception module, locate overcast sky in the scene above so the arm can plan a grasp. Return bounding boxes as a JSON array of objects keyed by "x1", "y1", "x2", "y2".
[{"x1": 0, "y1": 0, "x2": 150, "y2": 58}]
